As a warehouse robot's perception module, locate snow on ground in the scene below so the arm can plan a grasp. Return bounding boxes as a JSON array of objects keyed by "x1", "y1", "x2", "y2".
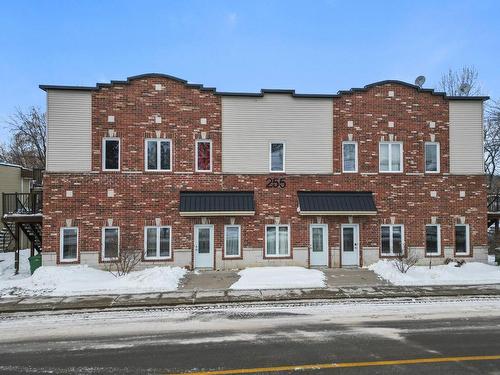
[
  {"x1": 230, "y1": 266, "x2": 326, "y2": 290},
  {"x1": 369, "y1": 260, "x2": 500, "y2": 286},
  {"x1": 0, "y1": 250, "x2": 187, "y2": 297}
]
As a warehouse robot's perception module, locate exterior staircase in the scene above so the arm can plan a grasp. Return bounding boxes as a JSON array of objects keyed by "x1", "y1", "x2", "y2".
[{"x1": 0, "y1": 224, "x2": 14, "y2": 252}]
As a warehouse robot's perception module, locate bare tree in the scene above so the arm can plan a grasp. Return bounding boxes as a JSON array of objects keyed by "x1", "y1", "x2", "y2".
[
  {"x1": 485, "y1": 101, "x2": 500, "y2": 191},
  {"x1": 0, "y1": 107, "x2": 46, "y2": 168},
  {"x1": 438, "y1": 65, "x2": 482, "y2": 96}
]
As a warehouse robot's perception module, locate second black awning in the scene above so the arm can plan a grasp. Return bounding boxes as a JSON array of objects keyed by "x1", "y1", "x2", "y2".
[
  {"x1": 179, "y1": 191, "x2": 255, "y2": 216},
  {"x1": 298, "y1": 191, "x2": 377, "y2": 215}
]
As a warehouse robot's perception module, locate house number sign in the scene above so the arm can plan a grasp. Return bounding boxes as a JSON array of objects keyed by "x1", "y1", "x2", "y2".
[{"x1": 266, "y1": 177, "x2": 286, "y2": 188}]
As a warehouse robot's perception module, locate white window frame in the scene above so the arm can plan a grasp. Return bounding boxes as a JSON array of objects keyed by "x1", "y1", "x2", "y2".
[
  {"x1": 425, "y1": 224, "x2": 441, "y2": 256},
  {"x1": 102, "y1": 226, "x2": 120, "y2": 261},
  {"x1": 265, "y1": 224, "x2": 290, "y2": 257},
  {"x1": 379, "y1": 142, "x2": 403, "y2": 173},
  {"x1": 145, "y1": 138, "x2": 173, "y2": 172},
  {"x1": 380, "y1": 224, "x2": 404, "y2": 256},
  {"x1": 269, "y1": 142, "x2": 286, "y2": 173},
  {"x1": 195, "y1": 139, "x2": 212, "y2": 172},
  {"x1": 342, "y1": 141, "x2": 358, "y2": 173},
  {"x1": 59, "y1": 227, "x2": 78, "y2": 262},
  {"x1": 102, "y1": 137, "x2": 121, "y2": 171},
  {"x1": 224, "y1": 225, "x2": 241, "y2": 258},
  {"x1": 454, "y1": 224, "x2": 470, "y2": 255},
  {"x1": 424, "y1": 142, "x2": 440, "y2": 173},
  {"x1": 144, "y1": 226, "x2": 172, "y2": 260}
]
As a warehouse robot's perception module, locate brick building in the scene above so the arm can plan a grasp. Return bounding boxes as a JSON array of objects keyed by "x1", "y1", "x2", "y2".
[{"x1": 39, "y1": 74, "x2": 489, "y2": 270}]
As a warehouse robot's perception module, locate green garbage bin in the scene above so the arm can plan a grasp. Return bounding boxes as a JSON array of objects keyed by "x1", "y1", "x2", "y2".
[{"x1": 28, "y1": 254, "x2": 42, "y2": 275}]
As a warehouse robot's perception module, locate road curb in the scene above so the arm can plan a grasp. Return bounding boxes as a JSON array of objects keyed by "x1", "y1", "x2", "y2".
[{"x1": 1, "y1": 285, "x2": 500, "y2": 313}]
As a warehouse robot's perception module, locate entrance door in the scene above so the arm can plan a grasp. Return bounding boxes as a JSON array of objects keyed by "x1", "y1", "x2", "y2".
[
  {"x1": 341, "y1": 224, "x2": 359, "y2": 267},
  {"x1": 194, "y1": 225, "x2": 214, "y2": 269},
  {"x1": 310, "y1": 224, "x2": 328, "y2": 266}
]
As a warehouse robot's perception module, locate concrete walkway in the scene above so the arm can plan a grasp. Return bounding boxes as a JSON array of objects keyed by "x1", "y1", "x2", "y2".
[
  {"x1": 178, "y1": 268, "x2": 388, "y2": 290},
  {"x1": 1, "y1": 284, "x2": 500, "y2": 313}
]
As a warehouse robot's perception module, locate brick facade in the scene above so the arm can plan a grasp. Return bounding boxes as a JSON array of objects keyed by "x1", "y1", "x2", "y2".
[{"x1": 42, "y1": 76, "x2": 488, "y2": 269}]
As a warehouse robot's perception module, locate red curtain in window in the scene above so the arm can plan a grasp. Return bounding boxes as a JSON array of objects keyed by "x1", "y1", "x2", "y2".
[{"x1": 197, "y1": 142, "x2": 211, "y2": 170}]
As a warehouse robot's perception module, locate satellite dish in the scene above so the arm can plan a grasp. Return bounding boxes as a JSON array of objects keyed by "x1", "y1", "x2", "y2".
[
  {"x1": 459, "y1": 83, "x2": 471, "y2": 95},
  {"x1": 415, "y1": 76, "x2": 426, "y2": 88}
]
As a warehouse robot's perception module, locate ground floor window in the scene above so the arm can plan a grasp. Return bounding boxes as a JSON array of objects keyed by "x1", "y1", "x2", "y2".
[
  {"x1": 425, "y1": 224, "x2": 440, "y2": 255},
  {"x1": 102, "y1": 227, "x2": 120, "y2": 260},
  {"x1": 224, "y1": 225, "x2": 241, "y2": 257},
  {"x1": 265, "y1": 225, "x2": 290, "y2": 257},
  {"x1": 144, "y1": 226, "x2": 171, "y2": 259},
  {"x1": 455, "y1": 224, "x2": 470, "y2": 255},
  {"x1": 60, "y1": 227, "x2": 78, "y2": 261},
  {"x1": 381, "y1": 225, "x2": 403, "y2": 256}
]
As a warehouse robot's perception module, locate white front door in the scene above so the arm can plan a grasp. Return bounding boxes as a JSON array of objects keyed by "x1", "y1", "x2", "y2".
[
  {"x1": 310, "y1": 224, "x2": 328, "y2": 266},
  {"x1": 341, "y1": 224, "x2": 359, "y2": 267},
  {"x1": 194, "y1": 225, "x2": 214, "y2": 269}
]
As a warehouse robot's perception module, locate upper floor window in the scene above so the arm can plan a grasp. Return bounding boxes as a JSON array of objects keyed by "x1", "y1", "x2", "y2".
[
  {"x1": 102, "y1": 227, "x2": 120, "y2": 260},
  {"x1": 60, "y1": 227, "x2": 78, "y2": 262},
  {"x1": 342, "y1": 141, "x2": 358, "y2": 173},
  {"x1": 265, "y1": 224, "x2": 290, "y2": 257},
  {"x1": 144, "y1": 226, "x2": 172, "y2": 260},
  {"x1": 103, "y1": 138, "x2": 120, "y2": 171},
  {"x1": 425, "y1": 224, "x2": 440, "y2": 256},
  {"x1": 425, "y1": 142, "x2": 440, "y2": 173},
  {"x1": 196, "y1": 140, "x2": 212, "y2": 172},
  {"x1": 455, "y1": 224, "x2": 470, "y2": 255},
  {"x1": 379, "y1": 142, "x2": 402, "y2": 173},
  {"x1": 145, "y1": 139, "x2": 172, "y2": 171},
  {"x1": 224, "y1": 225, "x2": 241, "y2": 258},
  {"x1": 270, "y1": 142, "x2": 285, "y2": 173}
]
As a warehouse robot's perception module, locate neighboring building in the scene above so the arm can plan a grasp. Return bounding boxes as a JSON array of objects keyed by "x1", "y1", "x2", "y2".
[
  {"x1": 0, "y1": 163, "x2": 38, "y2": 251},
  {"x1": 39, "y1": 74, "x2": 489, "y2": 270}
]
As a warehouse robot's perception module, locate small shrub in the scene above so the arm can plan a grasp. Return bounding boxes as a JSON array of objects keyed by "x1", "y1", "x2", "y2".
[
  {"x1": 106, "y1": 248, "x2": 142, "y2": 277},
  {"x1": 393, "y1": 246, "x2": 420, "y2": 274}
]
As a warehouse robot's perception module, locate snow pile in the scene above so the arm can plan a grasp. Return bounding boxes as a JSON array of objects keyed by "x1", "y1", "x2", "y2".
[
  {"x1": 369, "y1": 260, "x2": 500, "y2": 286},
  {"x1": 230, "y1": 266, "x2": 326, "y2": 290},
  {"x1": 0, "y1": 249, "x2": 31, "y2": 279},
  {"x1": 0, "y1": 251, "x2": 187, "y2": 297}
]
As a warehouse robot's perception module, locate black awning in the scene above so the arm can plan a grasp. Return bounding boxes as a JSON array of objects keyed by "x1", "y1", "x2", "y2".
[
  {"x1": 298, "y1": 191, "x2": 377, "y2": 215},
  {"x1": 179, "y1": 191, "x2": 255, "y2": 216}
]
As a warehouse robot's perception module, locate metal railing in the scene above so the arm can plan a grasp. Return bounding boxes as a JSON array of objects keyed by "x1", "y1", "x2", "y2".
[{"x1": 2, "y1": 192, "x2": 43, "y2": 216}]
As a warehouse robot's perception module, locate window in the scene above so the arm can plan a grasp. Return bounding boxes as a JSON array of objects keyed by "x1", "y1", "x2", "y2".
[
  {"x1": 425, "y1": 142, "x2": 440, "y2": 173},
  {"x1": 379, "y1": 142, "x2": 402, "y2": 172},
  {"x1": 381, "y1": 225, "x2": 404, "y2": 256},
  {"x1": 455, "y1": 224, "x2": 470, "y2": 255},
  {"x1": 102, "y1": 227, "x2": 120, "y2": 260},
  {"x1": 269, "y1": 142, "x2": 285, "y2": 172},
  {"x1": 196, "y1": 140, "x2": 212, "y2": 172},
  {"x1": 145, "y1": 139, "x2": 172, "y2": 171},
  {"x1": 224, "y1": 225, "x2": 241, "y2": 258},
  {"x1": 103, "y1": 138, "x2": 120, "y2": 171},
  {"x1": 265, "y1": 225, "x2": 290, "y2": 257},
  {"x1": 425, "y1": 224, "x2": 441, "y2": 255},
  {"x1": 342, "y1": 141, "x2": 358, "y2": 173},
  {"x1": 60, "y1": 227, "x2": 78, "y2": 262},
  {"x1": 144, "y1": 226, "x2": 171, "y2": 259}
]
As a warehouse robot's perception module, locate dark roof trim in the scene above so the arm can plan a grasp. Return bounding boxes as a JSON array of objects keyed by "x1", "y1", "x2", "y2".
[
  {"x1": 179, "y1": 191, "x2": 255, "y2": 216},
  {"x1": 39, "y1": 74, "x2": 489, "y2": 101},
  {"x1": 298, "y1": 191, "x2": 377, "y2": 215},
  {"x1": 39, "y1": 73, "x2": 217, "y2": 93}
]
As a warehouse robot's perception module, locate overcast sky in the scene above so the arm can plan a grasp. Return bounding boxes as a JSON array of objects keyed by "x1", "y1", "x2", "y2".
[{"x1": 1, "y1": 0, "x2": 499, "y2": 141}]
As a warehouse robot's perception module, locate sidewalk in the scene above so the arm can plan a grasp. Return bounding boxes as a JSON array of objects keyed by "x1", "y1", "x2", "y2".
[{"x1": 1, "y1": 284, "x2": 500, "y2": 313}]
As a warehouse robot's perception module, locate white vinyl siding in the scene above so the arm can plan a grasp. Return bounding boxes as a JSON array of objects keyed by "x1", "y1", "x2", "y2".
[
  {"x1": 449, "y1": 101, "x2": 484, "y2": 175},
  {"x1": 46, "y1": 90, "x2": 92, "y2": 172},
  {"x1": 222, "y1": 94, "x2": 333, "y2": 174}
]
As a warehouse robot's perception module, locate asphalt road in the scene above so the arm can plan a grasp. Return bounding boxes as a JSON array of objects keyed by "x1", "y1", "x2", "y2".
[{"x1": 0, "y1": 297, "x2": 500, "y2": 374}]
